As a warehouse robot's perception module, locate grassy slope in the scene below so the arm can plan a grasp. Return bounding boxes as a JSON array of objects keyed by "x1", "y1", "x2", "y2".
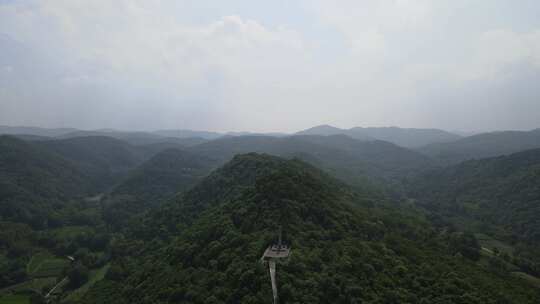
[
  {"x1": 63, "y1": 263, "x2": 110, "y2": 303},
  {"x1": 0, "y1": 295, "x2": 29, "y2": 304}
]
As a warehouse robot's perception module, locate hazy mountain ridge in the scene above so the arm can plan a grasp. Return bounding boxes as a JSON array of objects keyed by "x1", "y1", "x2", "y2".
[
  {"x1": 297, "y1": 125, "x2": 463, "y2": 147},
  {"x1": 2, "y1": 124, "x2": 463, "y2": 148},
  {"x1": 418, "y1": 129, "x2": 540, "y2": 165},
  {"x1": 185, "y1": 134, "x2": 435, "y2": 193},
  {"x1": 58, "y1": 130, "x2": 208, "y2": 147},
  {"x1": 0, "y1": 125, "x2": 78, "y2": 137}
]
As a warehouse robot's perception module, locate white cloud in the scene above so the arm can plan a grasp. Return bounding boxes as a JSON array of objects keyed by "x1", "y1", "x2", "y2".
[
  {"x1": 309, "y1": 0, "x2": 432, "y2": 58},
  {"x1": 1, "y1": 1, "x2": 306, "y2": 90},
  {"x1": 464, "y1": 29, "x2": 540, "y2": 80},
  {"x1": 1, "y1": 0, "x2": 539, "y2": 131},
  {"x1": 0, "y1": 0, "x2": 311, "y2": 130}
]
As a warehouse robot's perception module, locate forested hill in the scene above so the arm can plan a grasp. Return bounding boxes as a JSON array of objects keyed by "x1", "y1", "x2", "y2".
[
  {"x1": 411, "y1": 148, "x2": 540, "y2": 242},
  {"x1": 34, "y1": 135, "x2": 199, "y2": 193},
  {"x1": 111, "y1": 148, "x2": 215, "y2": 203},
  {"x1": 101, "y1": 149, "x2": 217, "y2": 229},
  {"x1": 186, "y1": 134, "x2": 435, "y2": 193},
  {"x1": 35, "y1": 136, "x2": 146, "y2": 189},
  {"x1": 0, "y1": 136, "x2": 91, "y2": 226},
  {"x1": 82, "y1": 153, "x2": 540, "y2": 303}
]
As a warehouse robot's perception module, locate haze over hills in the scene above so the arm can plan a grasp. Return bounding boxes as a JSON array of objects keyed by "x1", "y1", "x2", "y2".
[
  {"x1": 152, "y1": 129, "x2": 222, "y2": 140},
  {"x1": 0, "y1": 125, "x2": 78, "y2": 137},
  {"x1": 5, "y1": 124, "x2": 540, "y2": 158},
  {"x1": 418, "y1": 129, "x2": 540, "y2": 165},
  {"x1": 185, "y1": 134, "x2": 435, "y2": 193},
  {"x1": 297, "y1": 125, "x2": 462, "y2": 148},
  {"x1": 57, "y1": 130, "x2": 209, "y2": 147},
  {"x1": 1, "y1": 124, "x2": 463, "y2": 148},
  {"x1": 0, "y1": 126, "x2": 211, "y2": 146},
  {"x1": 34, "y1": 136, "x2": 152, "y2": 192},
  {"x1": 3, "y1": 2, "x2": 540, "y2": 302}
]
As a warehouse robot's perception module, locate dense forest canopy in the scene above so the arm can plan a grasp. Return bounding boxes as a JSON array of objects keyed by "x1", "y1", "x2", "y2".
[
  {"x1": 79, "y1": 154, "x2": 540, "y2": 303},
  {"x1": 410, "y1": 148, "x2": 540, "y2": 277}
]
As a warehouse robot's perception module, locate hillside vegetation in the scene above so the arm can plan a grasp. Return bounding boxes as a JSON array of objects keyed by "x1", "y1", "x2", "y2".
[
  {"x1": 82, "y1": 154, "x2": 540, "y2": 303},
  {"x1": 410, "y1": 148, "x2": 540, "y2": 277},
  {"x1": 0, "y1": 136, "x2": 92, "y2": 227},
  {"x1": 186, "y1": 134, "x2": 435, "y2": 194}
]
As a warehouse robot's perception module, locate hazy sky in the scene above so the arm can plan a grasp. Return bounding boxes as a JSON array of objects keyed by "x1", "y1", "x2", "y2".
[{"x1": 1, "y1": 0, "x2": 539, "y2": 133}]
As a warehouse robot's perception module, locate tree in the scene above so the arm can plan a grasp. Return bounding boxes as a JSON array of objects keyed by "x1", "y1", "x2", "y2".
[{"x1": 67, "y1": 264, "x2": 89, "y2": 288}]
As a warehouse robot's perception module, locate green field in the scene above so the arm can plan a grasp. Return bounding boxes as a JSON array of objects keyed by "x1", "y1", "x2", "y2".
[
  {"x1": 63, "y1": 263, "x2": 110, "y2": 302},
  {"x1": 26, "y1": 252, "x2": 53, "y2": 275},
  {"x1": 475, "y1": 233, "x2": 515, "y2": 256},
  {"x1": 51, "y1": 226, "x2": 94, "y2": 239},
  {"x1": 0, "y1": 295, "x2": 30, "y2": 304},
  {"x1": 31, "y1": 258, "x2": 69, "y2": 278},
  {"x1": 512, "y1": 272, "x2": 540, "y2": 289}
]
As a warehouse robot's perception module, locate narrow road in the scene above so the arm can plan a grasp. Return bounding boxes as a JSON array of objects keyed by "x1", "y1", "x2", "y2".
[
  {"x1": 45, "y1": 277, "x2": 68, "y2": 298},
  {"x1": 269, "y1": 260, "x2": 278, "y2": 304}
]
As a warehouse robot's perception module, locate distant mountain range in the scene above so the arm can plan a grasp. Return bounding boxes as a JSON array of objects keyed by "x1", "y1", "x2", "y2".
[
  {"x1": 0, "y1": 125, "x2": 78, "y2": 137},
  {"x1": 418, "y1": 129, "x2": 540, "y2": 164},
  {"x1": 3, "y1": 125, "x2": 540, "y2": 163},
  {"x1": 1, "y1": 124, "x2": 462, "y2": 148},
  {"x1": 296, "y1": 124, "x2": 462, "y2": 148}
]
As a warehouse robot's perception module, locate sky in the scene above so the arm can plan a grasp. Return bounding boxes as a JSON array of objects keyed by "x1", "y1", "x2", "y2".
[{"x1": 1, "y1": 0, "x2": 540, "y2": 133}]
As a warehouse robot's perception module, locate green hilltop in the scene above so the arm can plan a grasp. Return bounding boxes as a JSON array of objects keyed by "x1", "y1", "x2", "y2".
[{"x1": 81, "y1": 153, "x2": 540, "y2": 303}]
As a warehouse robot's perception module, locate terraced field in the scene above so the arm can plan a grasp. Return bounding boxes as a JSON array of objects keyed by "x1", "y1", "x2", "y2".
[
  {"x1": 33, "y1": 259, "x2": 68, "y2": 278},
  {"x1": 63, "y1": 263, "x2": 110, "y2": 302},
  {"x1": 26, "y1": 253, "x2": 53, "y2": 274},
  {"x1": 28, "y1": 256, "x2": 69, "y2": 278},
  {"x1": 0, "y1": 294, "x2": 29, "y2": 304},
  {"x1": 513, "y1": 272, "x2": 540, "y2": 289}
]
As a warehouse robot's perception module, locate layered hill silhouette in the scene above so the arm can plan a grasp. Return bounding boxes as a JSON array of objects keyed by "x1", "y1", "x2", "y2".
[
  {"x1": 186, "y1": 135, "x2": 434, "y2": 193},
  {"x1": 112, "y1": 148, "x2": 214, "y2": 203},
  {"x1": 102, "y1": 149, "x2": 217, "y2": 228},
  {"x1": 418, "y1": 129, "x2": 540, "y2": 165},
  {"x1": 82, "y1": 154, "x2": 540, "y2": 304},
  {"x1": 0, "y1": 135, "x2": 200, "y2": 228},
  {"x1": 35, "y1": 136, "x2": 151, "y2": 191},
  {"x1": 297, "y1": 125, "x2": 461, "y2": 148},
  {"x1": 2, "y1": 124, "x2": 463, "y2": 148}
]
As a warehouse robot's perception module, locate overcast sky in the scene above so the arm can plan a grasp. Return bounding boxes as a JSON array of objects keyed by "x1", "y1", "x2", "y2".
[{"x1": 1, "y1": 0, "x2": 539, "y2": 133}]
